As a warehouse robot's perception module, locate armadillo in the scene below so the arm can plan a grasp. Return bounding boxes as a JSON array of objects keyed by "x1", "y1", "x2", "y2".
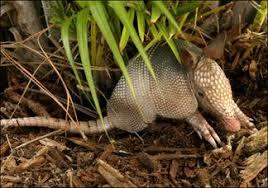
[{"x1": 0, "y1": 39, "x2": 256, "y2": 147}]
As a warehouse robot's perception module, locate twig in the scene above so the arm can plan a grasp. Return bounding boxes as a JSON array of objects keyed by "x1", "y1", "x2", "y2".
[{"x1": 13, "y1": 129, "x2": 64, "y2": 151}]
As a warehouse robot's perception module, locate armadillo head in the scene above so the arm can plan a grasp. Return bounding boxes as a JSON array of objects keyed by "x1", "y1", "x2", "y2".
[{"x1": 191, "y1": 57, "x2": 241, "y2": 132}]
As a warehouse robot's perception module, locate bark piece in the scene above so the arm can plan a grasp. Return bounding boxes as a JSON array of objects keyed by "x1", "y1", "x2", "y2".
[
  {"x1": 66, "y1": 169, "x2": 85, "y2": 188},
  {"x1": 97, "y1": 159, "x2": 137, "y2": 188},
  {"x1": 39, "y1": 138, "x2": 69, "y2": 152},
  {"x1": 152, "y1": 153, "x2": 200, "y2": 161},
  {"x1": 240, "y1": 150, "x2": 268, "y2": 187},
  {"x1": 244, "y1": 126, "x2": 267, "y2": 154},
  {"x1": 137, "y1": 152, "x2": 157, "y2": 173}
]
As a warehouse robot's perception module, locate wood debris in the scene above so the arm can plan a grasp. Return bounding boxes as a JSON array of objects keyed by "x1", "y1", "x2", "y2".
[
  {"x1": 66, "y1": 169, "x2": 85, "y2": 188},
  {"x1": 97, "y1": 159, "x2": 137, "y2": 187},
  {"x1": 244, "y1": 126, "x2": 268, "y2": 154},
  {"x1": 240, "y1": 150, "x2": 268, "y2": 187},
  {"x1": 39, "y1": 138, "x2": 69, "y2": 152}
]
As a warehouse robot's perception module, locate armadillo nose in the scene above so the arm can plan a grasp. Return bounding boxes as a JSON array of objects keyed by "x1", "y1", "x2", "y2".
[{"x1": 223, "y1": 117, "x2": 241, "y2": 133}]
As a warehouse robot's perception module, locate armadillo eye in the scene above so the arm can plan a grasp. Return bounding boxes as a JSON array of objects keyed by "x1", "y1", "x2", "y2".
[{"x1": 198, "y1": 91, "x2": 204, "y2": 97}]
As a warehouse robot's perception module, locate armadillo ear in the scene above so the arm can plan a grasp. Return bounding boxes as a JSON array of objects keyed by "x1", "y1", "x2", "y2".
[
  {"x1": 179, "y1": 48, "x2": 200, "y2": 69},
  {"x1": 203, "y1": 32, "x2": 226, "y2": 60}
]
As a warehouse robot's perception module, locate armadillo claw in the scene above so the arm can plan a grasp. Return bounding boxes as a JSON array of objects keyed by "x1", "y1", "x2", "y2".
[
  {"x1": 198, "y1": 123, "x2": 222, "y2": 148},
  {"x1": 193, "y1": 127, "x2": 219, "y2": 148},
  {"x1": 186, "y1": 112, "x2": 222, "y2": 148},
  {"x1": 206, "y1": 124, "x2": 222, "y2": 146},
  {"x1": 239, "y1": 114, "x2": 257, "y2": 133},
  {"x1": 246, "y1": 121, "x2": 258, "y2": 133},
  {"x1": 196, "y1": 131, "x2": 203, "y2": 140},
  {"x1": 207, "y1": 136, "x2": 218, "y2": 148}
]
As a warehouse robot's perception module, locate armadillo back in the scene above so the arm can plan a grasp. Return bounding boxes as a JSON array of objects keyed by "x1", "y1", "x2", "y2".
[
  {"x1": 107, "y1": 41, "x2": 198, "y2": 133},
  {"x1": 149, "y1": 43, "x2": 198, "y2": 119},
  {"x1": 106, "y1": 46, "x2": 158, "y2": 133}
]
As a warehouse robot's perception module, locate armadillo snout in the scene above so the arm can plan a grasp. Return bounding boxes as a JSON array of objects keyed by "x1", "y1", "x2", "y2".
[{"x1": 222, "y1": 117, "x2": 241, "y2": 132}]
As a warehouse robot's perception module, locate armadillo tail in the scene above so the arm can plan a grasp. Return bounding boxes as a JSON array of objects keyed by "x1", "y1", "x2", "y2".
[{"x1": 0, "y1": 116, "x2": 113, "y2": 134}]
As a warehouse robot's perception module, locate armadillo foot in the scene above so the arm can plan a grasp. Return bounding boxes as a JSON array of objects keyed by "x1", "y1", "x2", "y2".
[
  {"x1": 242, "y1": 119, "x2": 257, "y2": 134},
  {"x1": 194, "y1": 121, "x2": 222, "y2": 148},
  {"x1": 242, "y1": 116, "x2": 257, "y2": 132},
  {"x1": 186, "y1": 111, "x2": 222, "y2": 148},
  {"x1": 233, "y1": 102, "x2": 258, "y2": 133},
  {"x1": 238, "y1": 112, "x2": 256, "y2": 131}
]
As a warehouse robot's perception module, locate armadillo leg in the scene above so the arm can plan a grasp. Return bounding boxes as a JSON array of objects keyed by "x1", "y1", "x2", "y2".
[{"x1": 185, "y1": 111, "x2": 222, "y2": 148}]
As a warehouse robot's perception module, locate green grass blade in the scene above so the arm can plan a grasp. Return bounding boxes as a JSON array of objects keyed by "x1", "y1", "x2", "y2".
[
  {"x1": 251, "y1": 0, "x2": 267, "y2": 32},
  {"x1": 178, "y1": 13, "x2": 189, "y2": 32},
  {"x1": 119, "y1": 8, "x2": 135, "y2": 52},
  {"x1": 76, "y1": 8, "x2": 103, "y2": 122},
  {"x1": 168, "y1": 20, "x2": 177, "y2": 38},
  {"x1": 76, "y1": 1, "x2": 88, "y2": 8},
  {"x1": 146, "y1": 17, "x2": 161, "y2": 40},
  {"x1": 137, "y1": 11, "x2": 145, "y2": 42},
  {"x1": 150, "y1": 24, "x2": 161, "y2": 39},
  {"x1": 153, "y1": 1, "x2": 179, "y2": 31},
  {"x1": 110, "y1": 11, "x2": 122, "y2": 39},
  {"x1": 172, "y1": 1, "x2": 179, "y2": 13},
  {"x1": 136, "y1": 34, "x2": 162, "y2": 60},
  {"x1": 91, "y1": 20, "x2": 97, "y2": 66},
  {"x1": 87, "y1": 1, "x2": 136, "y2": 97},
  {"x1": 106, "y1": 7, "x2": 120, "y2": 42},
  {"x1": 126, "y1": 1, "x2": 144, "y2": 11},
  {"x1": 61, "y1": 17, "x2": 83, "y2": 87},
  {"x1": 109, "y1": 1, "x2": 156, "y2": 80},
  {"x1": 134, "y1": 1, "x2": 145, "y2": 11},
  {"x1": 151, "y1": 2, "x2": 161, "y2": 23},
  {"x1": 157, "y1": 22, "x2": 180, "y2": 62},
  {"x1": 175, "y1": 1, "x2": 201, "y2": 16}
]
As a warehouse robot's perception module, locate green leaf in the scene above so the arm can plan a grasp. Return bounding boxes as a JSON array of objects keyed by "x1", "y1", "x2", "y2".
[
  {"x1": 175, "y1": 1, "x2": 201, "y2": 16},
  {"x1": 106, "y1": 7, "x2": 120, "y2": 42},
  {"x1": 178, "y1": 13, "x2": 189, "y2": 32},
  {"x1": 134, "y1": 1, "x2": 145, "y2": 11},
  {"x1": 76, "y1": 1, "x2": 88, "y2": 8},
  {"x1": 157, "y1": 22, "x2": 180, "y2": 62},
  {"x1": 137, "y1": 11, "x2": 145, "y2": 42},
  {"x1": 251, "y1": 0, "x2": 267, "y2": 32},
  {"x1": 153, "y1": 1, "x2": 179, "y2": 31},
  {"x1": 87, "y1": 1, "x2": 136, "y2": 97},
  {"x1": 126, "y1": 1, "x2": 145, "y2": 11},
  {"x1": 145, "y1": 17, "x2": 161, "y2": 40},
  {"x1": 110, "y1": 11, "x2": 122, "y2": 39},
  {"x1": 61, "y1": 17, "x2": 83, "y2": 87},
  {"x1": 172, "y1": 1, "x2": 179, "y2": 13},
  {"x1": 109, "y1": 1, "x2": 156, "y2": 80},
  {"x1": 76, "y1": 8, "x2": 103, "y2": 124},
  {"x1": 144, "y1": 36, "x2": 161, "y2": 53},
  {"x1": 168, "y1": 20, "x2": 177, "y2": 38},
  {"x1": 91, "y1": 20, "x2": 97, "y2": 66},
  {"x1": 119, "y1": 8, "x2": 135, "y2": 52},
  {"x1": 151, "y1": 2, "x2": 161, "y2": 23}
]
